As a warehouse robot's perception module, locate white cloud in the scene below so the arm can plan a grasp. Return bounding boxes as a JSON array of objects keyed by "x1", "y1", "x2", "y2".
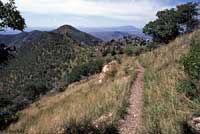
[
  {"x1": 4, "y1": 0, "x2": 176, "y2": 27},
  {"x1": 16, "y1": 0, "x2": 169, "y2": 16}
]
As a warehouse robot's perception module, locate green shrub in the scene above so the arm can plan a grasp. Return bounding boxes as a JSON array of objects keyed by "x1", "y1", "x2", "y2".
[
  {"x1": 22, "y1": 82, "x2": 50, "y2": 100},
  {"x1": 67, "y1": 58, "x2": 104, "y2": 84},
  {"x1": 178, "y1": 80, "x2": 199, "y2": 101},
  {"x1": 182, "y1": 39, "x2": 200, "y2": 81},
  {"x1": 124, "y1": 45, "x2": 143, "y2": 56}
]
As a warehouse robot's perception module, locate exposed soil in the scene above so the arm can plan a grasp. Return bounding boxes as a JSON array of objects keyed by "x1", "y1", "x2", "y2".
[{"x1": 119, "y1": 61, "x2": 144, "y2": 134}]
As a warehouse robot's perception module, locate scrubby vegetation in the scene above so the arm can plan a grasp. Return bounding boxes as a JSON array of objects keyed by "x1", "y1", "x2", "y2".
[
  {"x1": 0, "y1": 32, "x2": 102, "y2": 130},
  {"x1": 67, "y1": 58, "x2": 104, "y2": 84},
  {"x1": 98, "y1": 36, "x2": 151, "y2": 57}
]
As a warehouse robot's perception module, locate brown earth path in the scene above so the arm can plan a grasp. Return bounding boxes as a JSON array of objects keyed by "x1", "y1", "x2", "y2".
[{"x1": 119, "y1": 61, "x2": 145, "y2": 134}]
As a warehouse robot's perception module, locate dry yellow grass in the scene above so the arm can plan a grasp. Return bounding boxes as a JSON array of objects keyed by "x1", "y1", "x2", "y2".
[
  {"x1": 138, "y1": 30, "x2": 200, "y2": 134},
  {"x1": 2, "y1": 56, "x2": 137, "y2": 134}
]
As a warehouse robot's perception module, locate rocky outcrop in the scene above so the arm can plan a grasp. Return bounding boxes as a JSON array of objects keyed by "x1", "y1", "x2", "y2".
[{"x1": 98, "y1": 61, "x2": 118, "y2": 83}]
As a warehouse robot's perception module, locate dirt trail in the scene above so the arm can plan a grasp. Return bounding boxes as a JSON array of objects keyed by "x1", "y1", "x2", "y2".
[{"x1": 119, "y1": 61, "x2": 144, "y2": 134}]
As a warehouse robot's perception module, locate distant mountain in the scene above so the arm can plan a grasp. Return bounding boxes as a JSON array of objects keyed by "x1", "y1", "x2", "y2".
[
  {"x1": 80, "y1": 26, "x2": 149, "y2": 41},
  {"x1": 89, "y1": 31, "x2": 132, "y2": 42},
  {"x1": 0, "y1": 25, "x2": 102, "y2": 48},
  {"x1": 53, "y1": 25, "x2": 102, "y2": 45},
  {"x1": 80, "y1": 26, "x2": 139, "y2": 32}
]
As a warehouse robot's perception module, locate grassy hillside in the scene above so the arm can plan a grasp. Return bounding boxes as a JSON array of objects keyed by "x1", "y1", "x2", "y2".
[
  {"x1": 138, "y1": 30, "x2": 200, "y2": 133},
  {"x1": 2, "y1": 56, "x2": 138, "y2": 134}
]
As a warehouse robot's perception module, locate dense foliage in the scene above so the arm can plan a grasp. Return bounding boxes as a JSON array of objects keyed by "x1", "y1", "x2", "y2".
[{"x1": 143, "y1": 2, "x2": 199, "y2": 43}]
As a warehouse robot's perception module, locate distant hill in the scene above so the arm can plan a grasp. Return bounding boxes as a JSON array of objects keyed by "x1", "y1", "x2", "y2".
[
  {"x1": 53, "y1": 25, "x2": 102, "y2": 45},
  {"x1": 80, "y1": 26, "x2": 149, "y2": 41},
  {"x1": 0, "y1": 25, "x2": 102, "y2": 48},
  {"x1": 0, "y1": 28, "x2": 53, "y2": 35},
  {"x1": 0, "y1": 31, "x2": 50, "y2": 48}
]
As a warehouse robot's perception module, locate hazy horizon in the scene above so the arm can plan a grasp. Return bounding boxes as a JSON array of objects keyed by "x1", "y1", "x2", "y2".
[{"x1": 0, "y1": 25, "x2": 145, "y2": 36}]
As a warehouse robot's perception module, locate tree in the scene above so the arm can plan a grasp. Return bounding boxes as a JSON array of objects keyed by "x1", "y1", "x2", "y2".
[
  {"x1": 0, "y1": 0, "x2": 25, "y2": 65},
  {"x1": 143, "y1": 9, "x2": 180, "y2": 43},
  {"x1": 143, "y1": 9, "x2": 179, "y2": 43},
  {"x1": 0, "y1": 0, "x2": 25, "y2": 31},
  {"x1": 176, "y1": 2, "x2": 199, "y2": 32},
  {"x1": 143, "y1": 2, "x2": 199, "y2": 43}
]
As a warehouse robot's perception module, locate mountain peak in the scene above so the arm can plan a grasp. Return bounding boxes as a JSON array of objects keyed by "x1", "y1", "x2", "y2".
[
  {"x1": 53, "y1": 25, "x2": 102, "y2": 45},
  {"x1": 53, "y1": 25, "x2": 78, "y2": 35}
]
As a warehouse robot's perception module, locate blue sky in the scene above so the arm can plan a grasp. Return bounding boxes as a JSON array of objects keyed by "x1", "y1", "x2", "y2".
[{"x1": 2, "y1": 0, "x2": 199, "y2": 28}]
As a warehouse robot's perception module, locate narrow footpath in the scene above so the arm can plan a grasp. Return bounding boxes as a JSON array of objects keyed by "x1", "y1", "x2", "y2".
[{"x1": 119, "y1": 61, "x2": 145, "y2": 134}]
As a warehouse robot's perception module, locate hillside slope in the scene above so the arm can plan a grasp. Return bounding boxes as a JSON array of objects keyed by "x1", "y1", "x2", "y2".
[
  {"x1": 0, "y1": 31, "x2": 99, "y2": 130},
  {"x1": 1, "y1": 56, "x2": 138, "y2": 134},
  {"x1": 138, "y1": 30, "x2": 200, "y2": 133}
]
